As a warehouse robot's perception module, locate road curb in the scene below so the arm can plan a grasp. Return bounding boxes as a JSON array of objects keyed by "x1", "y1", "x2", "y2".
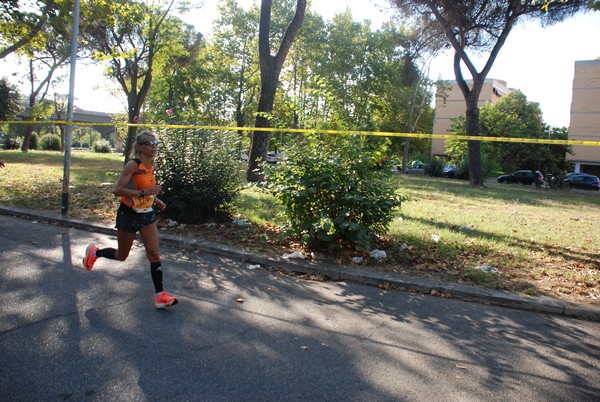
[{"x1": 1, "y1": 205, "x2": 598, "y2": 321}]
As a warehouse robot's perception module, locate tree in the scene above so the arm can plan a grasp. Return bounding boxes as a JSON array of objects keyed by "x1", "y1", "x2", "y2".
[
  {"x1": 0, "y1": 77, "x2": 22, "y2": 121},
  {"x1": 448, "y1": 90, "x2": 573, "y2": 176},
  {"x1": 390, "y1": 0, "x2": 591, "y2": 186},
  {"x1": 0, "y1": 0, "x2": 57, "y2": 59},
  {"x1": 480, "y1": 90, "x2": 547, "y2": 172},
  {"x1": 146, "y1": 23, "x2": 205, "y2": 123},
  {"x1": 80, "y1": 0, "x2": 188, "y2": 160},
  {"x1": 16, "y1": 0, "x2": 72, "y2": 151},
  {"x1": 247, "y1": 0, "x2": 306, "y2": 182},
  {"x1": 212, "y1": 0, "x2": 261, "y2": 130}
]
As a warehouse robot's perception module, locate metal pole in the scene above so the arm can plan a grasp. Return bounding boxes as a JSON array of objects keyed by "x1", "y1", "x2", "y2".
[{"x1": 61, "y1": 0, "x2": 80, "y2": 215}]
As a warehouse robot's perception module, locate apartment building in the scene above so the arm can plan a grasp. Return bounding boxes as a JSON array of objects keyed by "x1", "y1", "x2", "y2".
[
  {"x1": 568, "y1": 58, "x2": 600, "y2": 176},
  {"x1": 431, "y1": 78, "x2": 511, "y2": 158}
]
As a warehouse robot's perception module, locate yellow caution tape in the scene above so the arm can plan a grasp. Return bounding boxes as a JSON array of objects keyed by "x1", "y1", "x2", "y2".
[{"x1": 1, "y1": 119, "x2": 599, "y2": 147}]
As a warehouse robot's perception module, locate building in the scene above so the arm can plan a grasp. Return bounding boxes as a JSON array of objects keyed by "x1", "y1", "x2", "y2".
[
  {"x1": 17, "y1": 106, "x2": 120, "y2": 149},
  {"x1": 431, "y1": 78, "x2": 511, "y2": 158},
  {"x1": 567, "y1": 58, "x2": 600, "y2": 176}
]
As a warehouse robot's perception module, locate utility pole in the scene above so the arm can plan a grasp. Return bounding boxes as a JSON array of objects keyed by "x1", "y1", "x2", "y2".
[{"x1": 61, "y1": 0, "x2": 80, "y2": 215}]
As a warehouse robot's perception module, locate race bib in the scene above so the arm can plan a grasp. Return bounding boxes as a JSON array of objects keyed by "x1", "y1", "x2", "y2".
[{"x1": 132, "y1": 194, "x2": 155, "y2": 213}]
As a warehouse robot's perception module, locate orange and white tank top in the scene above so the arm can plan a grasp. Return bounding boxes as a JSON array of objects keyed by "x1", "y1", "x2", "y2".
[{"x1": 120, "y1": 159, "x2": 155, "y2": 213}]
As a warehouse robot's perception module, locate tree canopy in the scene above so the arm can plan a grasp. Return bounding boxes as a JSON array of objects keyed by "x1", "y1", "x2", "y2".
[
  {"x1": 389, "y1": 0, "x2": 591, "y2": 186},
  {"x1": 79, "y1": 0, "x2": 191, "y2": 159},
  {"x1": 0, "y1": 0, "x2": 58, "y2": 59}
]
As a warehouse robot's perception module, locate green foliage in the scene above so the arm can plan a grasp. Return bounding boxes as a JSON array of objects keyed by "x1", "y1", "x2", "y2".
[
  {"x1": 447, "y1": 90, "x2": 571, "y2": 178},
  {"x1": 155, "y1": 128, "x2": 244, "y2": 224},
  {"x1": 28, "y1": 132, "x2": 38, "y2": 150},
  {"x1": 446, "y1": 156, "x2": 498, "y2": 181},
  {"x1": 39, "y1": 133, "x2": 61, "y2": 151},
  {"x1": 455, "y1": 159, "x2": 471, "y2": 180},
  {"x1": 3, "y1": 135, "x2": 22, "y2": 150},
  {"x1": 0, "y1": 78, "x2": 22, "y2": 120},
  {"x1": 93, "y1": 139, "x2": 112, "y2": 153},
  {"x1": 481, "y1": 156, "x2": 502, "y2": 178},
  {"x1": 425, "y1": 157, "x2": 445, "y2": 177},
  {"x1": 539, "y1": 126, "x2": 573, "y2": 176},
  {"x1": 260, "y1": 136, "x2": 404, "y2": 253}
]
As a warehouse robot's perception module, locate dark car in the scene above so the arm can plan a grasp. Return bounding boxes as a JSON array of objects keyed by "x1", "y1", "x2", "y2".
[
  {"x1": 443, "y1": 164, "x2": 457, "y2": 178},
  {"x1": 564, "y1": 174, "x2": 600, "y2": 191},
  {"x1": 409, "y1": 160, "x2": 428, "y2": 169},
  {"x1": 497, "y1": 170, "x2": 546, "y2": 186}
]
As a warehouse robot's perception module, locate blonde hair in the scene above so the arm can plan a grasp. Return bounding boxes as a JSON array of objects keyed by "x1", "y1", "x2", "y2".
[{"x1": 129, "y1": 130, "x2": 157, "y2": 160}]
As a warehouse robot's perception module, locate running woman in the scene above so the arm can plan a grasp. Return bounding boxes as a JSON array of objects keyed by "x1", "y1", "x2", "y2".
[{"x1": 82, "y1": 131, "x2": 177, "y2": 309}]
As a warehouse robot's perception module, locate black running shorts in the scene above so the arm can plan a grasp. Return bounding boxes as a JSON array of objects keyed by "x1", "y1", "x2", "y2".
[{"x1": 115, "y1": 203, "x2": 157, "y2": 234}]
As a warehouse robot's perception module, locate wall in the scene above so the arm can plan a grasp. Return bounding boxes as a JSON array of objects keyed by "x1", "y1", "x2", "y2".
[{"x1": 568, "y1": 58, "x2": 600, "y2": 176}]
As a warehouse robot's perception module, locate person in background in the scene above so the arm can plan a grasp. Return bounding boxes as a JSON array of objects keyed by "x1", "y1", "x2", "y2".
[{"x1": 82, "y1": 131, "x2": 177, "y2": 309}]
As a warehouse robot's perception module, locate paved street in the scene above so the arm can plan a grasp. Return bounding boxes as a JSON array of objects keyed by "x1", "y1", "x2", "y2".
[{"x1": 1, "y1": 214, "x2": 599, "y2": 401}]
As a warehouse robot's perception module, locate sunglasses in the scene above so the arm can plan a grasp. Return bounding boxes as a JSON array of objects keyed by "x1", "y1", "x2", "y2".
[{"x1": 139, "y1": 139, "x2": 159, "y2": 146}]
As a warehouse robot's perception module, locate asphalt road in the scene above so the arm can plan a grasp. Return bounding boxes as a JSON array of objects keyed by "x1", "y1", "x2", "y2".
[{"x1": 1, "y1": 214, "x2": 599, "y2": 401}]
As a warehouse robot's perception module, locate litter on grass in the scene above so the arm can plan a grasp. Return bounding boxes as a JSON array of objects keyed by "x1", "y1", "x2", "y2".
[
  {"x1": 475, "y1": 265, "x2": 498, "y2": 274},
  {"x1": 370, "y1": 250, "x2": 387, "y2": 259}
]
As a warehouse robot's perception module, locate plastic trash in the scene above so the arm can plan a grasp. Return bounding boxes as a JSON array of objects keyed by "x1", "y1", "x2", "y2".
[
  {"x1": 475, "y1": 265, "x2": 498, "y2": 274},
  {"x1": 232, "y1": 219, "x2": 251, "y2": 228},
  {"x1": 352, "y1": 256, "x2": 363, "y2": 264},
  {"x1": 282, "y1": 251, "x2": 306, "y2": 259},
  {"x1": 369, "y1": 250, "x2": 387, "y2": 259},
  {"x1": 431, "y1": 234, "x2": 440, "y2": 243}
]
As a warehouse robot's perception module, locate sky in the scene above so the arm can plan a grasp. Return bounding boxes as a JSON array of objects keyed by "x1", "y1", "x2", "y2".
[{"x1": 1, "y1": 0, "x2": 599, "y2": 128}]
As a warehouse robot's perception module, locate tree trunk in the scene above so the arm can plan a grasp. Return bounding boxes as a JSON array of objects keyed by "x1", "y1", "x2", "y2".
[
  {"x1": 401, "y1": 139, "x2": 410, "y2": 174},
  {"x1": 21, "y1": 124, "x2": 35, "y2": 152},
  {"x1": 246, "y1": 0, "x2": 306, "y2": 182},
  {"x1": 247, "y1": 72, "x2": 278, "y2": 182},
  {"x1": 465, "y1": 102, "x2": 483, "y2": 186}
]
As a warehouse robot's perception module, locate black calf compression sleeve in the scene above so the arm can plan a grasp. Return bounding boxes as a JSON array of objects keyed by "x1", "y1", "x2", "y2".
[
  {"x1": 150, "y1": 261, "x2": 163, "y2": 293},
  {"x1": 96, "y1": 248, "x2": 117, "y2": 259}
]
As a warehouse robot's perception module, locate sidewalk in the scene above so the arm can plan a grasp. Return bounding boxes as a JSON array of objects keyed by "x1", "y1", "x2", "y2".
[{"x1": 1, "y1": 205, "x2": 598, "y2": 321}]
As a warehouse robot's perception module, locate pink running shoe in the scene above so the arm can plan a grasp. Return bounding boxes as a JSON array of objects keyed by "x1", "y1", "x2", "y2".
[
  {"x1": 155, "y1": 291, "x2": 178, "y2": 309},
  {"x1": 83, "y1": 244, "x2": 99, "y2": 271}
]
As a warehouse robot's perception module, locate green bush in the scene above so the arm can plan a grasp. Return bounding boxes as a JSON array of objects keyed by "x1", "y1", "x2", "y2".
[
  {"x1": 71, "y1": 140, "x2": 81, "y2": 148},
  {"x1": 39, "y1": 134, "x2": 61, "y2": 151},
  {"x1": 3, "y1": 136, "x2": 22, "y2": 150},
  {"x1": 425, "y1": 157, "x2": 445, "y2": 177},
  {"x1": 29, "y1": 133, "x2": 39, "y2": 150},
  {"x1": 261, "y1": 137, "x2": 404, "y2": 253},
  {"x1": 451, "y1": 157, "x2": 501, "y2": 181},
  {"x1": 482, "y1": 157, "x2": 502, "y2": 178},
  {"x1": 155, "y1": 128, "x2": 243, "y2": 224},
  {"x1": 93, "y1": 139, "x2": 112, "y2": 153},
  {"x1": 81, "y1": 142, "x2": 90, "y2": 148}
]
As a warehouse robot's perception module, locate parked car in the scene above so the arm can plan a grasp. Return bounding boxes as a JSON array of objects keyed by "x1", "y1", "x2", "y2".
[
  {"x1": 409, "y1": 160, "x2": 428, "y2": 169},
  {"x1": 564, "y1": 174, "x2": 600, "y2": 191},
  {"x1": 240, "y1": 151, "x2": 278, "y2": 164},
  {"x1": 267, "y1": 152, "x2": 278, "y2": 164},
  {"x1": 497, "y1": 170, "x2": 546, "y2": 186},
  {"x1": 564, "y1": 172, "x2": 581, "y2": 180},
  {"x1": 443, "y1": 164, "x2": 457, "y2": 178}
]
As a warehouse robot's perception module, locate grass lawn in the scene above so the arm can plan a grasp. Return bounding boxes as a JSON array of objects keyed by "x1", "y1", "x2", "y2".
[{"x1": 1, "y1": 149, "x2": 598, "y2": 304}]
